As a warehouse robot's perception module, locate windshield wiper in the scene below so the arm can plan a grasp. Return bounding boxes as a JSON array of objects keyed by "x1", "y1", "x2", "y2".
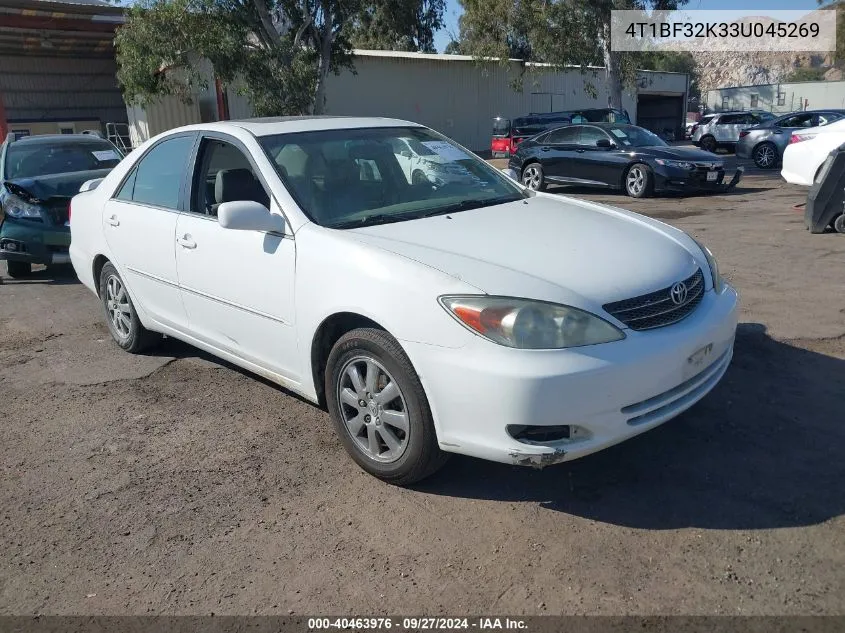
[
  {"x1": 419, "y1": 195, "x2": 522, "y2": 218},
  {"x1": 327, "y1": 213, "x2": 416, "y2": 229}
]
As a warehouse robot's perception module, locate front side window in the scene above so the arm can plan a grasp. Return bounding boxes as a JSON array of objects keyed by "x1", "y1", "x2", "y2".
[
  {"x1": 259, "y1": 126, "x2": 524, "y2": 229},
  {"x1": 579, "y1": 126, "x2": 610, "y2": 146},
  {"x1": 115, "y1": 135, "x2": 193, "y2": 209},
  {"x1": 4, "y1": 138, "x2": 122, "y2": 180},
  {"x1": 192, "y1": 138, "x2": 269, "y2": 216}
]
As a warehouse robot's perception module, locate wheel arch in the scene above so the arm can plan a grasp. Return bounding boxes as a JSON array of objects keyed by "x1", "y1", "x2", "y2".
[
  {"x1": 310, "y1": 312, "x2": 388, "y2": 408},
  {"x1": 92, "y1": 254, "x2": 109, "y2": 297}
]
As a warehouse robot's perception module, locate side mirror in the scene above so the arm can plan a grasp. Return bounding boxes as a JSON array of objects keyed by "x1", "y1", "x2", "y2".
[
  {"x1": 596, "y1": 138, "x2": 612, "y2": 149},
  {"x1": 400, "y1": 150, "x2": 412, "y2": 158},
  {"x1": 500, "y1": 168, "x2": 519, "y2": 182},
  {"x1": 79, "y1": 178, "x2": 104, "y2": 192},
  {"x1": 218, "y1": 200, "x2": 285, "y2": 234}
]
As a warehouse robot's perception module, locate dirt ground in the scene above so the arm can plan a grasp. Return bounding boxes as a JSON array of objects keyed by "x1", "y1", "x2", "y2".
[{"x1": 1, "y1": 157, "x2": 844, "y2": 616}]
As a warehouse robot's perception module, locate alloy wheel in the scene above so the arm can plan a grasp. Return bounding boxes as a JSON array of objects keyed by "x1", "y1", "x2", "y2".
[
  {"x1": 754, "y1": 144, "x2": 776, "y2": 168},
  {"x1": 626, "y1": 166, "x2": 645, "y2": 196},
  {"x1": 105, "y1": 274, "x2": 132, "y2": 339},
  {"x1": 336, "y1": 355, "x2": 410, "y2": 463},
  {"x1": 522, "y1": 165, "x2": 541, "y2": 190}
]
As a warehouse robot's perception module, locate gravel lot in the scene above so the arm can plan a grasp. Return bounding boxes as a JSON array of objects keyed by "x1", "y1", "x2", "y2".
[{"x1": 1, "y1": 158, "x2": 844, "y2": 616}]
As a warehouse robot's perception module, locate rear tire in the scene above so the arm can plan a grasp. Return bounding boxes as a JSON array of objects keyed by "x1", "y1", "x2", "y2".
[
  {"x1": 752, "y1": 142, "x2": 777, "y2": 169},
  {"x1": 99, "y1": 262, "x2": 161, "y2": 353},
  {"x1": 834, "y1": 214, "x2": 845, "y2": 234},
  {"x1": 5, "y1": 260, "x2": 31, "y2": 279},
  {"x1": 325, "y1": 328, "x2": 448, "y2": 485},
  {"x1": 700, "y1": 136, "x2": 717, "y2": 153},
  {"x1": 521, "y1": 162, "x2": 546, "y2": 191}
]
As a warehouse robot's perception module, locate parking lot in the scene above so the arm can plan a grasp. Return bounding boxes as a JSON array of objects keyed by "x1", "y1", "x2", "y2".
[{"x1": 1, "y1": 156, "x2": 843, "y2": 616}]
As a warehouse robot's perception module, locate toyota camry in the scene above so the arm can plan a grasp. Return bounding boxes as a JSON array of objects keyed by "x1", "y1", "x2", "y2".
[{"x1": 69, "y1": 117, "x2": 738, "y2": 485}]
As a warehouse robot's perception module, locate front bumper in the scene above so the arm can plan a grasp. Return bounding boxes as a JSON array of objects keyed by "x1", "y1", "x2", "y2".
[
  {"x1": 401, "y1": 285, "x2": 738, "y2": 467},
  {"x1": 654, "y1": 166, "x2": 743, "y2": 194},
  {"x1": 0, "y1": 219, "x2": 71, "y2": 265}
]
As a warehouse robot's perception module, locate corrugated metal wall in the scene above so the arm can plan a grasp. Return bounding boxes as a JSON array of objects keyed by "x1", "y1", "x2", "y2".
[
  {"x1": 0, "y1": 56, "x2": 126, "y2": 126},
  {"x1": 128, "y1": 52, "x2": 687, "y2": 151},
  {"x1": 323, "y1": 56, "x2": 645, "y2": 150},
  {"x1": 126, "y1": 98, "x2": 202, "y2": 148}
]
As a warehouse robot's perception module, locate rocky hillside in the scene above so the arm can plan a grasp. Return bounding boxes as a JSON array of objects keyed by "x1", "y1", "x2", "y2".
[{"x1": 695, "y1": 51, "x2": 834, "y2": 91}]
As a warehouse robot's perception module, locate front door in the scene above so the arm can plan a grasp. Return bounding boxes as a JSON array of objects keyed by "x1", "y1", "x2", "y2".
[
  {"x1": 568, "y1": 125, "x2": 627, "y2": 186},
  {"x1": 175, "y1": 135, "x2": 300, "y2": 382},
  {"x1": 102, "y1": 133, "x2": 196, "y2": 329}
]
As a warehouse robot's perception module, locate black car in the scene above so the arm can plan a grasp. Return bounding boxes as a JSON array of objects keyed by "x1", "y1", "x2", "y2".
[
  {"x1": 508, "y1": 123, "x2": 743, "y2": 198},
  {"x1": 0, "y1": 134, "x2": 123, "y2": 278}
]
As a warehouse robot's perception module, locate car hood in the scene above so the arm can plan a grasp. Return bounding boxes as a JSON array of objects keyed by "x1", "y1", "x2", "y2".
[
  {"x1": 638, "y1": 146, "x2": 724, "y2": 162},
  {"x1": 3, "y1": 168, "x2": 113, "y2": 202},
  {"x1": 345, "y1": 194, "x2": 704, "y2": 314}
]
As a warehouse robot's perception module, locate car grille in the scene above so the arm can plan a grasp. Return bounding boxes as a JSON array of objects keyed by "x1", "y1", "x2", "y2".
[{"x1": 603, "y1": 269, "x2": 705, "y2": 331}]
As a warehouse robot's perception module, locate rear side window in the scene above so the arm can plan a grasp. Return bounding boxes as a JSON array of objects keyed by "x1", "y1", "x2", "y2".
[
  {"x1": 546, "y1": 126, "x2": 580, "y2": 144},
  {"x1": 115, "y1": 135, "x2": 194, "y2": 209}
]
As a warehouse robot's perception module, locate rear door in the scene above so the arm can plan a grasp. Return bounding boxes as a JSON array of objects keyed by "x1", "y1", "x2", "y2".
[
  {"x1": 537, "y1": 126, "x2": 581, "y2": 180},
  {"x1": 102, "y1": 133, "x2": 196, "y2": 330}
]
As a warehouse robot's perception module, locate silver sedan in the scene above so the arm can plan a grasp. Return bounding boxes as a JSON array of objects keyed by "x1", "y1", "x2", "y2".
[{"x1": 736, "y1": 110, "x2": 845, "y2": 169}]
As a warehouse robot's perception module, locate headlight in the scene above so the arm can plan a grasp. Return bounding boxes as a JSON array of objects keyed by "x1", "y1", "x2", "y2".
[
  {"x1": 655, "y1": 159, "x2": 694, "y2": 170},
  {"x1": 693, "y1": 238, "x2": 723, "y2": 293},
  {"x1": 440, "y1": 296, "x2": 625, "y2": 349},
  {"x1": 4, "y1": 195, "x2": 43, "y2": 220}
]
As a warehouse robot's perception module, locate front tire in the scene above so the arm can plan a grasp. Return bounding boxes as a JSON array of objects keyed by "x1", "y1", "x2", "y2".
[
  {"x1": 5, "y1": 260, "x2": 31, "y2": 279},
  {"x1": 325, "y1": 328, "x2": 448, "y2": 485},
  {"x1": 700, "y1": 136, "x2": 717, "y2": 153},
  {"x1": 834, "y1": 214, "x2": 845, "y2": 234},
  {"x1": 624, "y1": 163, "x2": 653, "y2": 198},
  {"x1": 99, "y1": 262, "x2": 161, "y2": 353},
  {"x1": 521, "y1": 162, "x2": 546, "y2": 191},
  {"x1": 753, "y1": 142, "x2": 777, "y2": 169}
]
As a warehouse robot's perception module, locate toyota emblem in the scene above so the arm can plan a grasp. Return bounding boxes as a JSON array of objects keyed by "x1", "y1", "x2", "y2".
[{"x1": 670, "y1": 282, "x2": 688, "y2": 305}]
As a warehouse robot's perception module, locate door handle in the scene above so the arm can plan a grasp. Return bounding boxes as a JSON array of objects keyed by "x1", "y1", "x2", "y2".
[
  {"x1": 177, "y1": 234, "x2": 197, "y2": 249},
  {"x1": 541, "y1": 146, "x2": 551, "y2": 152},
  {"x1": 773, "y1": 129, "x2": 783, "y2": 134},
  {"x1": 576, "y1": 149, "x2": 586, "y2": 153},
  {"x1": 107, "y1": 215, "x2": 119, "y2": 227}
]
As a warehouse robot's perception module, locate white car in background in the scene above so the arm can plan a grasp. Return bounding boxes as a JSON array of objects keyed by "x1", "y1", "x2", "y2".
[
  {"x1": 388, "y1": 136, "x2": 478, "y2": 186},
  {"x1": 781, "y1": 118, "x2": 845, "y2": 186},
  {"x1": 69, "y1": 117, "x2": 737, "y2": 485}
]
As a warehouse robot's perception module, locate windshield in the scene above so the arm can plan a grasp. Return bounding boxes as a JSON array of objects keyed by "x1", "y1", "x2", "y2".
[
  {"x1": 492, "y1": 118, "x2": 511, "y2": 137},
  {"x1": 259, "y1": 127, "x2": 525, "y2": 229},
  {"x1": 606, "y1": 126, "x2": 667, "y2": 147},
  {"x1": 4, "y1": 138, "x2": 122, "y2": 180}
]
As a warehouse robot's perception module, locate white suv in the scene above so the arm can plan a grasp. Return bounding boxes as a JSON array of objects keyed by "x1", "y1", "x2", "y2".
[{"x1": 692, "y1": 111, "x2": 774, "y2": 153}]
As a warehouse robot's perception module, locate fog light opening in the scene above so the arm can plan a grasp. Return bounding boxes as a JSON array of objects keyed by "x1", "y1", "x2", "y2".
[{"x1": 506, "y1": 424, "x2": 586, "y2": 444}]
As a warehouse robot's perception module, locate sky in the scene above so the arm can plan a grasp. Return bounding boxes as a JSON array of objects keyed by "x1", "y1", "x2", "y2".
[{"x1": 432, "y1": 0, "x2": 826, "y2": 52}]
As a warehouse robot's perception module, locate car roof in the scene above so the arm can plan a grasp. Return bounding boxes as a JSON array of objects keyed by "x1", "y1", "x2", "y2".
[
  {"x1": 7, "y1": 134, "x2": 110, "y2": 146},
  {"x1": 188, "y1": 116, "x2": 424, "y2": 137}
]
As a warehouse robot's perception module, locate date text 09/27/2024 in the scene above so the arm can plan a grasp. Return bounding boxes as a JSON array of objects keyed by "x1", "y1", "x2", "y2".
[{"x1": 307, "y1": 617, "x2": 527, "y2": 630}]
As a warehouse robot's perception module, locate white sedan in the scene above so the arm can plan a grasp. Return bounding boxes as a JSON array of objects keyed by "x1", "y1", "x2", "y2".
[
  {"x1": 70, "y1": 117, "x2": 738, "y2": 484},
  {"x1": 782, "y1": 117, "x2": 845, "y2": 186}
]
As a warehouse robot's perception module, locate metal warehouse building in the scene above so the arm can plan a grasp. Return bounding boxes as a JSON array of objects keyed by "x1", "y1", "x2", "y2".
[
  {"x1": 129, "y1": 51, "x2": 689, "y2": 152},
  {"x1": 706, "y1": 80, "x2": 845, "y2": 115},
  {"x1": 0, "y1": 0, "x2": 126, "y2": 142}
]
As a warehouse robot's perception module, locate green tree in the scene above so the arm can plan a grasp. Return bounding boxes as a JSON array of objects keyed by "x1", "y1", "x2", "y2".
[
  {"x1": 117, "y1": 0, "x2": 358, "y2": 116},
  {"x1": 443, "y1": 39, "x2": 463, "y2": 54},
  {"x1": 784, "y1": 67, "x2": 826, "y2": 82},
  {"x1": 456, "y1": 0, "x2": 688, "y2": 109},
  {"x1": 346, "y1": 0, "x2": 446, "y2": 52}
]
